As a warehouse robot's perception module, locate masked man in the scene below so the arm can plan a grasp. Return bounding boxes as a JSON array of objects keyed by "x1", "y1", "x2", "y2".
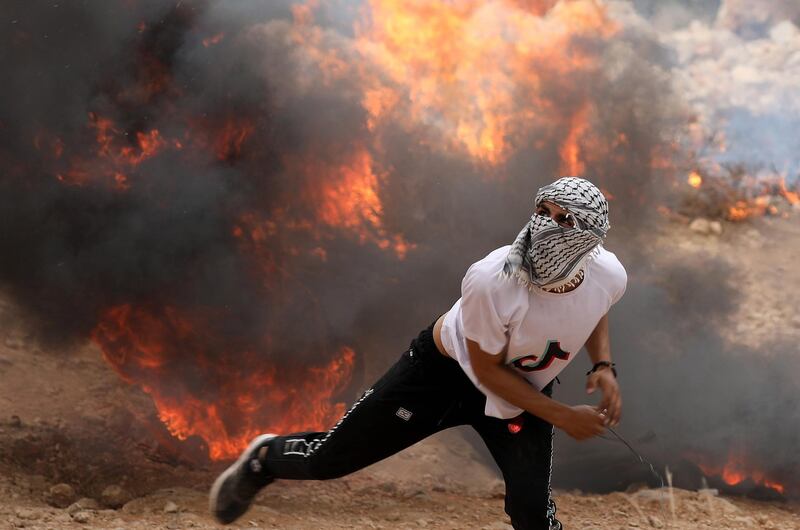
[{"x1": 210, "y1": 177, "x2": 627, "y2": 530}]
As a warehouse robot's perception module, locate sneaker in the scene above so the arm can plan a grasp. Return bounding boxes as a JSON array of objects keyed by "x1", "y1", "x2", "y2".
[{"x1": 209, "y1": 433, "x2": 277, "y2": 524}]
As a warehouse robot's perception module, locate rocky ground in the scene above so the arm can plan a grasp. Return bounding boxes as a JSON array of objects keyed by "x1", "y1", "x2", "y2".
[{"x1": 1, "y1": 212, "x2": 799, "y2": 530}]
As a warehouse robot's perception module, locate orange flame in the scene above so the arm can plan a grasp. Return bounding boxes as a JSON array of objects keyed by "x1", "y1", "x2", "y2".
[
  {"x1": 695, "y1": 450, "x2": 785, "y2": 495},
  {"x1": 214, "y1": 117, "x2": 255, "y2": 161},
  {"x1": 687, "y1": 170, "x2": 702, "y2": 189},
  {"x1": 92, "y1": 304, "x2": 356, "y2": 460},
  {"x1": 354, "y1": 0, "x2": 617, "y2": 167},
  {"x1": 284, "y1": 146, "x2": 414, "y2": 259},
  {"x1": 779, "y1": 178, "x2": 799, "y2": 205},
  {"x1": 202, "y1": 32, "x2": 225, "y2": 48}
]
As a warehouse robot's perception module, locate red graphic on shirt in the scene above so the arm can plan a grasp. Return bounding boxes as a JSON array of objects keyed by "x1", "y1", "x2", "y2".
[{"x1": 510, "y1": 340, "x2": 570, "y2": 372}]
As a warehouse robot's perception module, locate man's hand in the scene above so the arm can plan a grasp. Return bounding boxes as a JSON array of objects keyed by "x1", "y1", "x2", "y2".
[
  {"x1": 586, "y1": 368, "x2": 621, "y2": 426},
  {"x1": 559, "y1": 405, "x2": 605, "y2": 440}
]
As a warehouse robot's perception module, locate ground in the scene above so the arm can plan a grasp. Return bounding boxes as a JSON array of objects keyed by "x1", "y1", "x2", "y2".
[{"x1": 1, "y1": 213, "x2": 799, "y2": 529}]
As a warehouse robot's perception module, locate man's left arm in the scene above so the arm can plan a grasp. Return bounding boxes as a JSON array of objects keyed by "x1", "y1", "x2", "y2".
[{"x1": 584, "y1": 312, "x2": 621, "y2": 426}]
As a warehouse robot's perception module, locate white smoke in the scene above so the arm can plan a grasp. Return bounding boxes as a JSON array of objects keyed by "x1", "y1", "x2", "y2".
[{"x1": 662, "y1": 0, "x2": 800, "y2": 177}]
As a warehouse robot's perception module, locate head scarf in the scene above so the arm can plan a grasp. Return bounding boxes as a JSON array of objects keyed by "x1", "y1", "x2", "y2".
[{"x1": 502, "y1": 177, "x2": 610, "y2": 291}]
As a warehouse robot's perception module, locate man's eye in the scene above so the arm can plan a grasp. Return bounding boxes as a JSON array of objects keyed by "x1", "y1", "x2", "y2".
[{"x1": 556, "y1": 214, "x2": 575, "y2": 227}]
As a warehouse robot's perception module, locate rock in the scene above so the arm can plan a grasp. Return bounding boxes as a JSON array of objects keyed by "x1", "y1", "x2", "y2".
[
  {"x1": 67, "y1": 498, "x2": 100, "y2": 515},
  {"x1": 45, "y1": 483, "x2": 76, "y2": 508},
  {"x1": 647, "y1": 514, "x2": 664, "y2": 528},
  {"x1": 9, "y1": 415, "x2": 21, "y2": 428},
  {"x1": 378, "y1": 482, "x2": 397, "y2": 494},
  {"x1": 100, "y1": 485, "x2": 130, "y2": 509},
  {"x1": 71, "y1": 510, "x2": 91, "y2": 524},
  {"x1": 708, "y1": 220, "x2": 723, "y2": 235},
  {"x1": 14, "y1": 509, "x2": 40, "y2": 520},
  {"x1": 163, "y1": 501, "x2": 179, "y2": 514},
  {"x1": 410, "y1": 489, "x2": 430, "y2": 500},
  {"x1": 689, "y1": 218, "x2": 711, "y2": 234}
]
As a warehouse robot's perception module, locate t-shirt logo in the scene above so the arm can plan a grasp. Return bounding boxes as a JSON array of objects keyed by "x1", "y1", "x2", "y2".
[{"x1": 509, "y1": 340, "x2": 570, "y2": 372}]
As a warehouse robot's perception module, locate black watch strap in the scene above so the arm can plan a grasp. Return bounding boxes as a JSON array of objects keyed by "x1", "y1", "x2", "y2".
[{"x1": 587, "y1": 361, "x2": 617, "y2": 377}]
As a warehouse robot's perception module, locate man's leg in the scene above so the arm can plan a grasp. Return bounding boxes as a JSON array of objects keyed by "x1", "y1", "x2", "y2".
[
  {"x1": 210, "y1": 323, "x2": 469, "y2": 523},
  {"x1": 472, "y1": 404, "x2": 561, "y2": 529},
  {"x1": 264, "y1": 339, "x2": 465, "y2": 479}
]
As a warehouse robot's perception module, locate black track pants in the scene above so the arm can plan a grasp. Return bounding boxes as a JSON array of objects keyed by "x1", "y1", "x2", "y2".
[{"x1": 263, "y1": 322, "x2": 561, "y2": 530}]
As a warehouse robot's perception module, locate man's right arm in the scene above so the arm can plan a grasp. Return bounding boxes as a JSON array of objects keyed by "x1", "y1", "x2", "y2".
[{"x1": 467, "y1": 338, "x2": 605, "y2": 440}]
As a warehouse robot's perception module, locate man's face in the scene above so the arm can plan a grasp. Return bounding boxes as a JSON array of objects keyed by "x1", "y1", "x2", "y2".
[{"x1": 535, "y1": 201, "x2": 575, "y2": 228}]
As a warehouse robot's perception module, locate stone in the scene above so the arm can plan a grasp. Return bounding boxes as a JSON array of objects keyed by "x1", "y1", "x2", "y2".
[
  {"x1": 100, "y1": 485, "x2": 130, "y2": 509},
  {"x1": 647, "y1": 514, "x2": 664, "y2": 528},
  {"x1": 13, "y1": 509, "x2": 39, "y2": 520},
  {"x1": 45, "y1": 483, "x2": 76, "y2": 508},
  {"x1": 71, "y1": 510, "x2": 91, "y2": 523},
  {"x1": 163, "y1": 501, "x2": 179, "y2": 514},
  {"x1": 708, "y1": 220, "x2": 723, "y2": 235},
  {"x1": 689, "y1": 218, "x2": 711, "y2": 234},
  {"x1": 67, "y1": 498, "x2": 100, "y2": 515},
  {"x1": 378, "y1": 482, "x2": 397, "y2": 494}
]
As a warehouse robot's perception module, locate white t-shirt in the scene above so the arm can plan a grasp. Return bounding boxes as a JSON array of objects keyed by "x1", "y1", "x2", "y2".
[{"x1": 440, "y1": 245, "x2": 627, "y2": 419}]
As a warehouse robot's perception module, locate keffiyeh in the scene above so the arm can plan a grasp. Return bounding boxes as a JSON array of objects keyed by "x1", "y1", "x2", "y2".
[{"x1": 502, "y1": 177, "x2": 610, "y2": 291}]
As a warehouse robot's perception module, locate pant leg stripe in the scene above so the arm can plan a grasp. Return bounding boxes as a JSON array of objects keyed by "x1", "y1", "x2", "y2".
[{"x1": 282, "y1": 388, "x2": 374, "y2": 458}]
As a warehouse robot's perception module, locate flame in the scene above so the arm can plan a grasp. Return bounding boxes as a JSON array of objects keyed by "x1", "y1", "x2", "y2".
[
  {"x1": 92, "y1": 304, "x2": 356, "y2": 460},
  {"x1": 354, "y1": 0, "x2": 617, "y2": 166},
  {"x1": 694, "y1": 450, "x2": 786, "y2": 495},
  {"x1": 202, "y1": 32, "x2": 225, "y2": 48},
  {"x1": 687, "y1": 170, "x2": 702, "y2": 188},
  {"x1": 51, "y1": 114, "x2": 172, "y2": 189},
  {"x1": 284, "y1": 146, "x2": 414, "y2": 259},
  {"x1": 779, "y1": 177, "x2": 799, "y2": 205},
  {"x1": 214, "y1": 117, "x2": 255, "y2": 161},
  {"x1": 726, "y1": 197, "x2": 769, "y2": 222}
]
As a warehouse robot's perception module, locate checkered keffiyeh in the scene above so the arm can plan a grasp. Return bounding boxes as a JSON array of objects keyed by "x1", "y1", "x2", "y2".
[{"x1": 502, "y1": 177, "x2": 610, "y2": 291}]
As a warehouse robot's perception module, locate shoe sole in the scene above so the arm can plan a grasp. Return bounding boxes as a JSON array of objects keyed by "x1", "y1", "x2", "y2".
[{"x1": 209, "y1": 433, "x2": 277, "y2": 524}]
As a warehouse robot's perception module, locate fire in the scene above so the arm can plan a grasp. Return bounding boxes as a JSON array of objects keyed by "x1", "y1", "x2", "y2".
[
  {"x1": 687, "y1": 170, "x2": 702, "y2": 188},
  {"x1": 214, "y1": 117, "x2": 255, "y2": 161},
  {"x1": 284, "y1": 146, "x2": 414, "y2": 259},
  {"x1": 202, "y1": 32, "x2": 225, "y2": 48},
  {"x1": 694, "y1": 450, "x2": 786, "y2": 495},
  {"x1": 354, "y1": 0, "x2": 617, "y2": 167},
  {"x1": 779, "y1": 178, "x2": 799, "y2": 205},
  {"x1": 92, "y1": 304, "x2": 356, "y2": 461}
]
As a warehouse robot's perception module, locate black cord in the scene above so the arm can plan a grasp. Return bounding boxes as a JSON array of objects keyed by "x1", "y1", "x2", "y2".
[
  {"x1": 602, "y1": 426, "x2": 673, "y2": 525},
  {"x1": 605, "y1": 426, "x2": 664, "y2": 489}
]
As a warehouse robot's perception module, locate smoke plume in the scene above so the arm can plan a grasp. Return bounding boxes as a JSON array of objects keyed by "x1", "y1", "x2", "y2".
[{"x1": 0, "y1": 1, "x2": 797, "y2": 493}]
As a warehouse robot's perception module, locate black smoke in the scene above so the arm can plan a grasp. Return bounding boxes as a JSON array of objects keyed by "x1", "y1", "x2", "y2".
[{"x1": 0, "y1": 1, "x2": 797, "y2": 496}]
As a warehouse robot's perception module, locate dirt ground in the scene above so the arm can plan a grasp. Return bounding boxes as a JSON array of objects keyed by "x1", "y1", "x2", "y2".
[{"x1": 1, "y1": 213, "x2": 799, "y2": 530}]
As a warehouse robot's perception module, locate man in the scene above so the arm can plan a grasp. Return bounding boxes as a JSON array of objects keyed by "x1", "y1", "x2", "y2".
[{"x1": 210, "y1": 177, "x2": 626, "y2": 530}]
